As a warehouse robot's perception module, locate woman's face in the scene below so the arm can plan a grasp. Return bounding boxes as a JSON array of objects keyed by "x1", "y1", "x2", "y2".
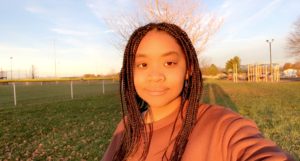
[{"x1": 134, "y1": 30, "x2": 187, "y2": 109}]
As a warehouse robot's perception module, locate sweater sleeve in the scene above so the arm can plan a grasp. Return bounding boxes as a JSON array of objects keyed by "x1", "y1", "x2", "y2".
[
  {"x1": 101, "y1": 121, "x2": 124, "y2": 161},
  {"x1": 222, "y1": 113, "x2": 294, "y2": 161}
]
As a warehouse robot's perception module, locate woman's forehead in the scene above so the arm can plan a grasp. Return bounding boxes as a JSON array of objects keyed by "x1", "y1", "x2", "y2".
[{"x1": 136, "y1": 30, "x2": 184, "y2": 58}]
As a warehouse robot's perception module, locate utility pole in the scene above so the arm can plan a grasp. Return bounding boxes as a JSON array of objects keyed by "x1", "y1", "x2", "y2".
[
  {"x1": 266, "y1": 39, "x2": 274, "y2": 82},
  {"x1": 54, "y1": 40, "x2": 57, "y2": 78},
  {"x1": 10, "y1": 57, "x2": 13, "y2": 80}
]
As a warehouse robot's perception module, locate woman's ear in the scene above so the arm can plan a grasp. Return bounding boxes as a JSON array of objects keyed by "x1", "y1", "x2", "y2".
[
  {"x1": 185, "y1": 67, "x2": 192, "y2": 80},
  {"x1": 185, "y1": 72, "x2": 189, "y2": 80}
]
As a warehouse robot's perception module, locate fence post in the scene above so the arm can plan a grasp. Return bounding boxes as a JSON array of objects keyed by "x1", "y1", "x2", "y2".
[
  {"x1": 70, "y1": 81, "x2": 74, "y2": 99},
  {"x1": 102, "y1": 79, "x2": 105, "y2": 94},
  {"x1": 13, "y1": 83, "x2": 17, "y2": 106}
]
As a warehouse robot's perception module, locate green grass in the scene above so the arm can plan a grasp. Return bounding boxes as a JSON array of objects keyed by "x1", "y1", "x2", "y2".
[
  {"x1": 0, "y1": 80, "x2": 299, "y2": 160},
  {"x1": 0, "y1": 80, "x2": 118, "y2": 107},
  {"x1": 203, "y1": 80, "x2": 300, "y2": 160},
  {"x1": 0, "y1": 94, "x2": 121, "y2": 160}
]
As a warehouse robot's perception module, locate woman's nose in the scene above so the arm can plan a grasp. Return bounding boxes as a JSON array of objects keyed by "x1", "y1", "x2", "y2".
[{"x1": 147, "y1": 69, "x2": 165, "y2": 82}]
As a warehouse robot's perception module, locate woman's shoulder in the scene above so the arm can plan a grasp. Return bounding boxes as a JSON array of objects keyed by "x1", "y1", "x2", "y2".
[
  {"x1": 196, "y1": 104, "x2": 259, "y2": 133},
  {"x1": 114, "y1": 118, "x2": 127, "y2": 135},
  {"x1": 101, "y1": 119, "x2": 126, "y2": 161},
  {"x1": 197, "y1": 103, "x2": 245, "y2": 120},
  {"x1": 194, "y1": 104, "x2": 294, "y2": 160}
]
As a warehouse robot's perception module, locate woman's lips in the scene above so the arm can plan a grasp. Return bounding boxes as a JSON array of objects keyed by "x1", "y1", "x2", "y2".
[{"x1": 144, "y1": 88, "x2": 168, "y2": 96}]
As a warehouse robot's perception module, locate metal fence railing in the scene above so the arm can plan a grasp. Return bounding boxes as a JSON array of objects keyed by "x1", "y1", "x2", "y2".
[{"x1": 0, "y1": 78, "x2": 119, "y2": 108}]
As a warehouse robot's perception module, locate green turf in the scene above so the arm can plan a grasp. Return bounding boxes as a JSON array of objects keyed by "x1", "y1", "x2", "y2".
[{"x1": 0, "y1": 80, "x2": 299, "y2": 160}]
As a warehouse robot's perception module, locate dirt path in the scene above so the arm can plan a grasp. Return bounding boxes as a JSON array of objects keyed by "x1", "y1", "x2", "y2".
[{"x1": 208, "y1": 83, "x2": 216, "y2": 104}]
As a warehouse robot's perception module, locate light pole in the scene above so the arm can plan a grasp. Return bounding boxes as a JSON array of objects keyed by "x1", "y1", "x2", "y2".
[
  {"x1": 53, "y1": 40, "x2": 57, "y2": 78},
  {"x1": 266, "y1": 39, "x2": 274, "y2": 81},
  {"x1": 10, "y1": 57, "x2": 13, "y2": 80}
]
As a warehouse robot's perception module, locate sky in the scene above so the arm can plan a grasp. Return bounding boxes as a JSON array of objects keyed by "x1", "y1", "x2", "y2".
[{"x1": 0, "y1": 0, "x2": 299, "y2": 78}]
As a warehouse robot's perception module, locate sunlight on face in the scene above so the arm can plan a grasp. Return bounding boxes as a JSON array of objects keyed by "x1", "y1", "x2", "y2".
[{"x1": 134, "y1": 30, "x2": 187, "y2": 109}]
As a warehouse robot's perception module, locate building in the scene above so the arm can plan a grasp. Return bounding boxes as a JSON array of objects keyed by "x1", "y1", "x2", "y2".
[
  {"x1": 0, "y1": 70, "x2": 7, "y2": 79},
  {"x1": 282, "y1": 69, "x2": 298, "y2": 78}
]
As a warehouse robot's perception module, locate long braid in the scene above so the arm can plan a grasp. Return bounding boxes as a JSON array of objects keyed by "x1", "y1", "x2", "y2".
[
  {"x1": 155, "y1": 23, "x2": 203, "y2": 161},
  {"x1": 114, "y1": 25, "x2": 156, "y2": 161},
  {"x1": 114, "y1": 22, "x2": 204, "y2": 161}
]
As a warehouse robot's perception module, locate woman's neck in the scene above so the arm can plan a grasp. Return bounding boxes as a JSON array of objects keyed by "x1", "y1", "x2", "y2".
[{"x1": 144, "y1": 97, "x2": 182, "y2": 123}]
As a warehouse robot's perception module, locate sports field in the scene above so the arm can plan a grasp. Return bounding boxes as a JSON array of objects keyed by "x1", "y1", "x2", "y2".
[{"x1": 0, "y1": 80, "x2": 299, "y2": 160}]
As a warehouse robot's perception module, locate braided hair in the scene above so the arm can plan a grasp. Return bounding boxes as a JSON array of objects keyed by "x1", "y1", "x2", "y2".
[{"x1": 114, "y1": 22, "x2": 203, "y2": 161}]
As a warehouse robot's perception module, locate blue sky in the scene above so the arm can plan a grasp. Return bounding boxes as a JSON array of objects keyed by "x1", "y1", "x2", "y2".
[{"x1": 0, "y1": 0, "x2": 299, "y2": 78}]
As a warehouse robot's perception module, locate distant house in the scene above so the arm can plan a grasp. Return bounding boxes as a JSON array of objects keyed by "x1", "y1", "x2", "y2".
[
  {"x1": 0, "y1": 71, "x2": 7, "y2": 79},
  {"x1": 217, "y1": 72, "x2": 227, "y2": 80},
  {"x1": 282, "y1": 69, "x2": 298, "y2": 78}
]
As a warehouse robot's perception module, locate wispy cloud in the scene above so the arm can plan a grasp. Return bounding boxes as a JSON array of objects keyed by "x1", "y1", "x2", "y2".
[
  {"x1": 24, "y1": 5, "x2": 47, "y2": 14},
  {"x1": 203, "y1": 0, "x2": 299, "y2": 67},
  {"x1": 51, "y1": 28, "x2": 91, "y2": 36},
  {"x1": 0, "y1": 43, "x2": 48, "y2": 71},
  {"x1": 86, "y1": 0, "x2": 135, "y2": 20},
  {"x1": 103, "y1": 29, "x2": 115, "y2": 33},
  {"x1": 217, "y1": 0, "x2": 235, "y2": 18},
  {"x1": 231, "y1": 0, "x2": 282, "y2": 35},
  {"x1": 213, "y1": 0, "x2": 283, "y2": 41},
  {"x1": 247, "y1": 0, "x2": 282, "y2": 21}
]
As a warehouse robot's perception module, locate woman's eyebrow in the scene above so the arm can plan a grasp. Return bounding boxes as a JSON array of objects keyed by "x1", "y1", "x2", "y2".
[
  {"x1": 136, "y1": 51, "x2": 179, "y2": 58},
  {"x1": 135, "y1": 53, "x2": 147, "y2": 58},
  {"x1": 161, "y1": 51, "x2": 179, "y2": 57}
]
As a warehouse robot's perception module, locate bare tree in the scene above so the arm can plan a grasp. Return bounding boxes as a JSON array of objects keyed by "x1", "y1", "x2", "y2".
[
  {"x1": 199, "y1": 56, "x2": 212, "y2": 69},
  {"x1": 288, "y1": 17, "x2": 300, "y2": 59},
  {"x1": 105, "y1": 0, "x2": 222, "y2": 55}
]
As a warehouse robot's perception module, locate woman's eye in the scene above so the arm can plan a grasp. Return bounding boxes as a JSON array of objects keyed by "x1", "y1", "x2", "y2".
[
  {"x1": 164, "y1": 61, "x2": 177, "y2": 67},
  {"x1": 136, "y1": 63, "x2": 147, "y2": 68}
]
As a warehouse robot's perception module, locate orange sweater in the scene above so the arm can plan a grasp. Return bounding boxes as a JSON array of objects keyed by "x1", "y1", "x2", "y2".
[{"x1": 102, "y1": 104, "x2": 294, "y2": 161}]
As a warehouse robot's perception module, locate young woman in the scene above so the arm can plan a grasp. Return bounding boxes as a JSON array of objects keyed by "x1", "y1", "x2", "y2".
[{"x1": 102, "y1": 22, "x2": 293, "y2": 161}]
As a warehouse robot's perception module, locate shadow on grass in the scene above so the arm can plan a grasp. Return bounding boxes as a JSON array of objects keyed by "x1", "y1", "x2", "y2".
[
  {"x1": 210, "y1": 83, "x2": 238, "y2": 112},
  {"x1": 201, "y1": 83, "x2": 210, "y2": 104}
]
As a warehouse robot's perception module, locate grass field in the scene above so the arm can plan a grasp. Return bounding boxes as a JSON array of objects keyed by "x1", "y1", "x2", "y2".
[
  {"x1": 0, "y1": 80, "x2": 118, "y2": 107},
  {"x1": 0, "y1": 80, "x2": 299, "y2": 160},
  {"x1": 203, "y1": 80, "x2": 300, "y2": 160}
]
